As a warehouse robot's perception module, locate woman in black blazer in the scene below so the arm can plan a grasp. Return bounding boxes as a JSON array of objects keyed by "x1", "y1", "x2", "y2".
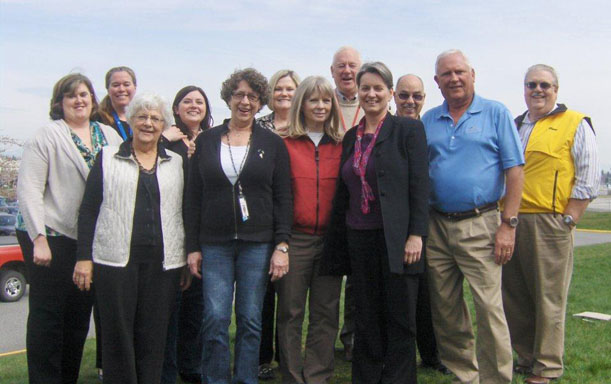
[{"x1": 322, "y1": 62, "x2": 429, "y2": 384}]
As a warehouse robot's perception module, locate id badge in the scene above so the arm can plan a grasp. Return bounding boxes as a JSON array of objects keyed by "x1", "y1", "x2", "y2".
[{"x1": 239, "y1": 194, "x2": 249, "y2": 221}]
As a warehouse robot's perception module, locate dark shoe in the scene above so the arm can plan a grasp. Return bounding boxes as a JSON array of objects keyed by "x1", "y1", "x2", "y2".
[
  {"x1": 258, "y1": 364, "x2": 275, "y2": 381},
  {"x1": 514, "y1": 363, "x2": 532, "y2": 375},
  {"x1": 344, "y1": 345, "x2": 353, "y2": 362},
  {"x1": 525, "y1": 374, "x2": 553, "y2": 384},
  {"x1": 421, "y1": 361, "x2": 452, "y2": 375},
  {"x1": 179, "y1": 372, "x2": 202, "y2": 384}
]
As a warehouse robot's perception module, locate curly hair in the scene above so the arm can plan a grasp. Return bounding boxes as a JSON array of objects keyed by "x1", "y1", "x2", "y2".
[
  {"x1": 220, "y1": 68, "x2": 268, "y2": 111},
  {"x1": 126, "y1": 92, "x2": 173, "y2": 132},
  {"x1": 49, "y1": 73, "x2": 99, "y2": 121}
]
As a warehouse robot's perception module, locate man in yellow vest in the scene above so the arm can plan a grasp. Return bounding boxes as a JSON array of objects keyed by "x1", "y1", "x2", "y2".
[{"x1": 502, "y1": 64, "x2": 600, "y2": 384}]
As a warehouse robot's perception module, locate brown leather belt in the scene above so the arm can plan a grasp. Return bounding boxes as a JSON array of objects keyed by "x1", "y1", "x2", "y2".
[{"x1": 434, "y1": 202, "x2": 498, "y2": 221}]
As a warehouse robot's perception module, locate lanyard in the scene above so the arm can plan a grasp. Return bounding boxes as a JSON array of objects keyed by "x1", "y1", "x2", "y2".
[
  {"x1": 112, "y1": 111, "x2": 131, "y2": 140},
  {"x1": 338, "y1": 105, "x2": 361, "y2": 132}
]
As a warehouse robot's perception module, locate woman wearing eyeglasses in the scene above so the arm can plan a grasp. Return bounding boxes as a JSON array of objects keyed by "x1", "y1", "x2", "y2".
[
  {"x1": 75, "y1": 93, "x2": 189, "y2": 384},
  {"x1": 186, "y1": 68, "x2": 292, "y2": 384}
]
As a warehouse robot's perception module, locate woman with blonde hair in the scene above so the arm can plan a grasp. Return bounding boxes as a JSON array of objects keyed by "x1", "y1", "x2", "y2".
[
  {"x1": 256, "y1": 69, "x2": 300, "y2": 380},
  {"x1": 276, "y1": 76, "x2": 343, "y2": 383},
  {"x1": 257, "y1": 69, "x2": 300, "y2": 136}
]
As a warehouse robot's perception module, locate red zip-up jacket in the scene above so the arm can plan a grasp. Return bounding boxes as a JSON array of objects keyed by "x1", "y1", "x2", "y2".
[{"x1": 284, "y1": 134, "x2": 342, "y2": 236}]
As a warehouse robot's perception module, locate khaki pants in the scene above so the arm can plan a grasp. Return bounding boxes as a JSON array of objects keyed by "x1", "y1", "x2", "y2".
[
  {"x1": 502, "y1": 213, "x2": 573, "y2": 378},
  {"x1": 427, "y1": 210, "x2": 513, "y2": 384},
  {"x1": 275, "y1": 231, "x2": 342, "y2": 384}
]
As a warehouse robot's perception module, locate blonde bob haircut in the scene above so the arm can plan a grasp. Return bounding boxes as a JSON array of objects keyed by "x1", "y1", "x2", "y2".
[
  {"x1": 267, "y1": 70, "x2": 301, "y2": 111},
  {"x1": 288, "y1": 76, "x2": 342, "y2": 143}
]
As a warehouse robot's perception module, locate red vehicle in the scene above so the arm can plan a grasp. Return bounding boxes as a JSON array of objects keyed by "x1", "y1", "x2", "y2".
[{"x1": 0, "y1": 244, "x2": 27, "y2": 302}]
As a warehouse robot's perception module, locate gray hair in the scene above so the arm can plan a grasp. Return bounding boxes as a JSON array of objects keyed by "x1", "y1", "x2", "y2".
[
  {"x1": 126, "y1": 92, "x2": 173, "y2": 131},
  {"x1": 332, "y1": 46, "x2": 362, "y2": 66},
  {"x1": 356, "y1": 62, "x2": 393, "y2": 90},
  {"x1": 525, "y1": 64, "x2": 559, "y2": 87},
  {"x1": 435, "y1": 49, "x2": 471, "y2": 74},
  {"x1": 396, "y1": 74, "x2": 424, "y2": 89}
]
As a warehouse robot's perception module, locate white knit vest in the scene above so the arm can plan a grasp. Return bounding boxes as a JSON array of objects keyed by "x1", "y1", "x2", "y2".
[{"x1": 92, "y1": 146, "x2": 186, "y2": 269}]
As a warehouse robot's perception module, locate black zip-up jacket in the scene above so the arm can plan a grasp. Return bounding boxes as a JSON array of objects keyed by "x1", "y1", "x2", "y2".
[{"x1": 185, "y1": 120, "x2": 292, "y2": 253}]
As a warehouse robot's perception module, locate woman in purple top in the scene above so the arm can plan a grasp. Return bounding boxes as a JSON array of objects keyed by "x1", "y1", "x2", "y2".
[{"x1": 322, "y1": 62, "x2": 429, "y2": 384}]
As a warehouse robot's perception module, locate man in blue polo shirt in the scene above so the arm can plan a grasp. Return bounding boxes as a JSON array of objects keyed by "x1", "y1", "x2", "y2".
[{"x1": 421, "y1": 49, "x2": 524, "y2": 384}]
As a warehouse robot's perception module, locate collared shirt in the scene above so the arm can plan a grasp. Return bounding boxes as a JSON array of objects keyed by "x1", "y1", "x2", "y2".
[
  {"x1": 422, "y1": 94, "x2": 524, "y2": 212},
  {"x1": 519, "y1": 110, "x2": 599, "y2": 200},
  {"x1": 335, "y1": 88, "x2": 357, "y2": 102}
]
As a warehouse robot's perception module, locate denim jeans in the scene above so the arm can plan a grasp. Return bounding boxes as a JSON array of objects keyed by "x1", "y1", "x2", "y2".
[{"x1": 201, "y1": 240, "x2": 273, "y2": 384}]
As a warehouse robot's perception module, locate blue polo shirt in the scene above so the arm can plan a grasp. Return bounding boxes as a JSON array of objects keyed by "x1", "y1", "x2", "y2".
[{"x1": 421, "y1": 94, "x2": 524, "y2": 212}]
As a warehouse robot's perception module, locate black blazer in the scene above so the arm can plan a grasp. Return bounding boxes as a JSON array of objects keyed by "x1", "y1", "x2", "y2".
[
  {"x1": 322, "y1": 113, "x2": 429, "y2": 275},
  {"x1": 185, "y1": 120, "x2": 292, "y2": 253}
]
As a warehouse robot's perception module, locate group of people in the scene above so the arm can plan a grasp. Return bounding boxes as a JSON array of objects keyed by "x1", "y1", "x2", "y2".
[{"x1": 15, "y1": 46, "x2": 599, "y2": 384}]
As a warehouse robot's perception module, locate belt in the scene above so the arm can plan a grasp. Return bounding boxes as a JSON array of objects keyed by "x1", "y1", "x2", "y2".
[{"x1": 434, "y1": 202, "x2": 498, "y2": 221}]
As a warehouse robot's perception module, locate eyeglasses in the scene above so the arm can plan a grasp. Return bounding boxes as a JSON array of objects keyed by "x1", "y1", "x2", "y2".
[
  {"x1": 135, "y1": 115, "x2": 164, "y2": 124},
  {"x1": 525, "y1": 81, "x2": 554, "y2": 90},
  {"x1": 232, "y1": 92, "x2": 260, "y2": 102},
  {"x1": 397, "y1": 92, "x2": 424, "y2": 101}
]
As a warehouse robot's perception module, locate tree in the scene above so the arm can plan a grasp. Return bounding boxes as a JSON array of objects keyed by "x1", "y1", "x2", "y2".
[{"x1": 0, "y1": 135, "x2": 22, "y2": 200}]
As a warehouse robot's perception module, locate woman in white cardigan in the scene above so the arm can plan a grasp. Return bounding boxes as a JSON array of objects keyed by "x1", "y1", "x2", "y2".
[
  {"x1": 16, "y1": 73, "x2": 123, "y2": 384},
  {"x1": 74, "y1": 93, "x2": 188, "y2": 384}
]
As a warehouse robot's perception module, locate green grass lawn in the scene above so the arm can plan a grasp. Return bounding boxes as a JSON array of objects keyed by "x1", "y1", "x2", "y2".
[
  {"x1": 2, "y1": 243, "x2": 610, "y2": 383},
  {"x1": 578, "y1": 211, "x2": 611, "y2": 231}
]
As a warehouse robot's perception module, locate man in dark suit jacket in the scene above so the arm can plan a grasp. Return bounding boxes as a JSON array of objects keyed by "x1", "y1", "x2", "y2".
[{"x1": 394, "y1": 74, "x2": 450, "y2": 375}]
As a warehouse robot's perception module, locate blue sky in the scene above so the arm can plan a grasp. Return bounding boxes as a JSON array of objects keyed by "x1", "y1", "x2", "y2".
[{"x1": 1, "y1": 0, "x2": 610, "y2": 169}]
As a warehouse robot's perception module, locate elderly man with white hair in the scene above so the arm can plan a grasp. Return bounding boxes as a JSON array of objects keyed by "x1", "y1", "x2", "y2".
[
  {"x1": 422, "y1": 49, "x2": 524, "y2": 384},
  {"x1": 502, "y1": 64, "x2": 599, "y2": 384}
]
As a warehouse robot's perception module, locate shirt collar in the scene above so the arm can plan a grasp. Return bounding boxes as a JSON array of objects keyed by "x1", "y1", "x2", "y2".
[
  {"x1": 335, "y1": 88, "x2": 357, "y2": 102},
  {"x1": 439, "y1": 93, "x2": 482, "y2": 119}
]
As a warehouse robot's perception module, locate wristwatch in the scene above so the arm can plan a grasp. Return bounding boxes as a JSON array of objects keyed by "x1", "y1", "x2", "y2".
[
  {"x1": 275, "y1": 245, "x2": 289, "y2": 253},
  {"x1": 501, "y1": 215, "x2": 519, "y2": 228},
  {"x1": 563, "y1": 214, "x2": 576, "y2": 228}
]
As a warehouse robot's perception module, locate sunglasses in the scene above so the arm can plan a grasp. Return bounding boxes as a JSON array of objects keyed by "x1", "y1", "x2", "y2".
[
  {"x1": 525, "y1": 81, "x2": 554, "y2": 90},
  {"x1": 397, "y1": 92, "x2": 424, "y2": 101}
]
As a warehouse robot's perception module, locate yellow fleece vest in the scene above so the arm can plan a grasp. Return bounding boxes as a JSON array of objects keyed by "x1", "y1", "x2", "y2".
[{"x1": 520, "y1": 110, "x2": 585, "y2": 213}]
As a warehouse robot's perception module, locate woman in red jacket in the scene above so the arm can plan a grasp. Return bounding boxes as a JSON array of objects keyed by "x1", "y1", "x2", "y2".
[{"x1": 276, "y1": 76, "x2": 343, "y2": 384}]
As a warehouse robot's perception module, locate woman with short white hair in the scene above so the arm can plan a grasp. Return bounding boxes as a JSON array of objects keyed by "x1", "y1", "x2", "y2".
[{"x1": 74, "y1": 92, "x2": 189, "y2": 384}]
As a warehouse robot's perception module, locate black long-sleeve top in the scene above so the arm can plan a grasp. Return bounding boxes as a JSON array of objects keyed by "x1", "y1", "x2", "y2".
[
  {"x1": 77, "y1": 140, "x2": 187, "y2": 263},
  {"x1": 185, "y1": 120, "x2": 292, "y2": 253}
]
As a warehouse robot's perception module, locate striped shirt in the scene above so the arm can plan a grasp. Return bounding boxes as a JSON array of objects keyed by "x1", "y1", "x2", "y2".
[{"x1": 519, "y1": 111, "x2": 600, "y2": 200}]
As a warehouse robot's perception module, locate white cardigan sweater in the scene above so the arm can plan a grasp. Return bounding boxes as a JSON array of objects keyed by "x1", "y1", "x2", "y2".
[{"x1": 17, "y1": 119, "x2": 123, "y2": 240}]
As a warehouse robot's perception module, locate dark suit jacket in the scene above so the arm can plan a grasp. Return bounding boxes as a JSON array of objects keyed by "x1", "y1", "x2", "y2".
[{"x1": 321, "y1": 113, "x2": 429, "y2": 275}]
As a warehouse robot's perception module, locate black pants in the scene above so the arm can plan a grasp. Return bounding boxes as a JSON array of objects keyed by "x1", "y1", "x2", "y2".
[
  {"x1": 347, "y1": 229, "x2": 418, "y2": 384},
  {"x1": 94, "y1": 253, "x2": 180, "y2": 384},
  {"x1": 17, "y1": 230, "x2": 93, "y2": 384},
  {"x1": 415, "y1": 249, "x2": 441, "y2": 366},
  {"x1": 162, "y1": 276, "x2": 203, "y2": 383},
  {"x1": 259, "y1": 276, "x2": 280, "y2": 365}
]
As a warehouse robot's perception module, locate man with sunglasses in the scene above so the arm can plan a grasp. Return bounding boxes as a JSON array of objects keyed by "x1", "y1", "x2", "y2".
[
  {"x1": 394, "y1": 74, "x2": 451, "y2": 376},
  {"x1": 422, "y1": 49, "x2": 524, "y2": 384},
  {"x1": 394, "y1": 74, "x2": 426, "y2": 120},
  {"x1": 502, "y1": 64, "x2": 600, "y2": 384}
]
